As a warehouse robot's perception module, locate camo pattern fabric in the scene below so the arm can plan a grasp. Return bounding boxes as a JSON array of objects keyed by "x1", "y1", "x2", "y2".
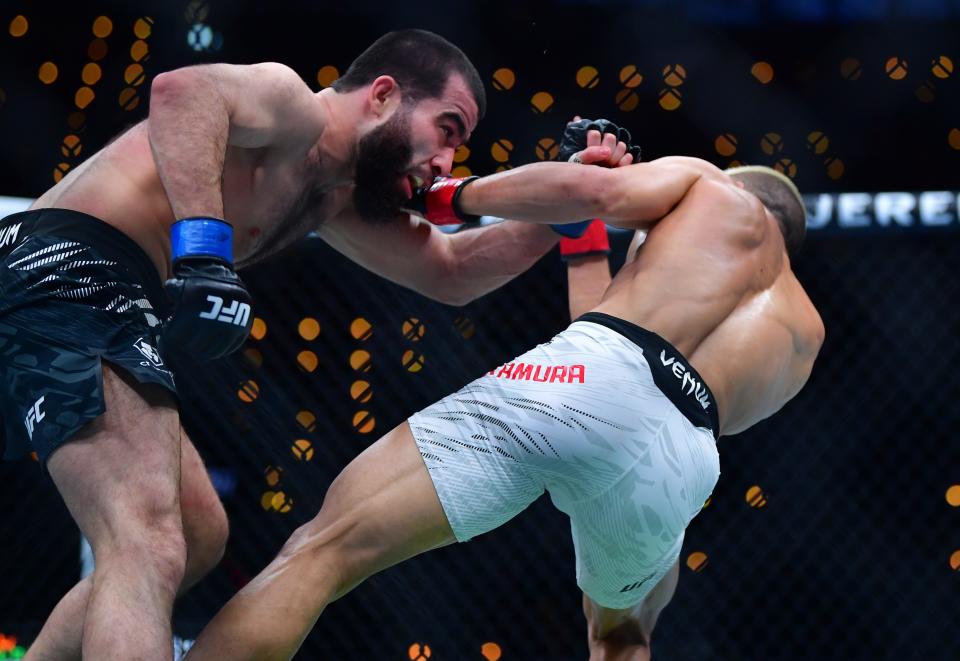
[{"x1": 0, "y1": 231, "x2": 176, "y2": 463}]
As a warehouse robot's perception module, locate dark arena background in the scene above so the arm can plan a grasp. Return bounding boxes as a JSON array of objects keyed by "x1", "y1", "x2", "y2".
[{"x1": 2, "y1": 1, "x2": 960, "y2": 659}]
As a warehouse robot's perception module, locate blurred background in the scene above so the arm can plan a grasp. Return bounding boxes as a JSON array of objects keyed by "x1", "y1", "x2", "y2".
[{"x1": 1, "y1": 1, "x2": 959, "y2": 659}]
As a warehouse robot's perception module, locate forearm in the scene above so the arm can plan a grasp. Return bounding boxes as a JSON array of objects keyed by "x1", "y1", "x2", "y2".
[
  {"x1": 457, "y1": 162, "x2": 616, "y2": 225},
  {"x1": 438, "y1": 221, "x2": 559, "y2": 305},
  {"x1": 458, "y1": 160, "x2": 706, "y2": 231},
  {"x1": 567, "y1": 256, "x2": 611, "y2": 320},
  {"x1": 149, "y1": 68, "x2": 229, "y2": 219}
]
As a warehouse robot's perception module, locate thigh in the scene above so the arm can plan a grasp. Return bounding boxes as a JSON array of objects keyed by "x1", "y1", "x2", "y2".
[
  {"x1": 568, "y1": 410, "x2": 718, "y2": 609},
  {"x1": 568, "y1": 456, "x2": 688, "y2": 610},
  {"x1": 290, "y1": 421, "x2": 456, "y2": 597},
  {"x1": 47, "y1": 362, "x2": 181, "y2": 546}
]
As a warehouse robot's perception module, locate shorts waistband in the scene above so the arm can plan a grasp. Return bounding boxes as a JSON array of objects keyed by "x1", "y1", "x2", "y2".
[
  {"x1": 574, "y1": 312, "x2": 720, "y2": 440},
  {"x1": 0, "y1": 209, "x2": 165, "y2": 311}
]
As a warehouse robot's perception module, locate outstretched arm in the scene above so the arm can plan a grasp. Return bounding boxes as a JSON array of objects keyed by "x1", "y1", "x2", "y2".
[
  {"x1": 320, "y1": 118, "x2": 645, "y2": 305},
  {"x1": 149, "y1": 62, "x2": 321, "y2": 219},
  {"x1": 567, "y1": 255, "x2": 611, "y2": 320},
  {"x1": 456, "y1": 159, "x2": 709, "y2": 230},
  {"x1": 320, "y1": 207, "x2": 558, "y2": 306}
]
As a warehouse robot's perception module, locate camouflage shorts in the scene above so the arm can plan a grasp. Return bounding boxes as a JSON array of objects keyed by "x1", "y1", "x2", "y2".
[{"x1": 0, "y1": 209, "x2": 177, "y2": 463}]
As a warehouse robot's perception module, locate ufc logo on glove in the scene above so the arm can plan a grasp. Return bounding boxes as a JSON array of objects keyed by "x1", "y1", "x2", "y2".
[
  {"x1": 163, "y1": 217, "x2": 254, "y2": 360},
  {"x1": 200, "y1": 294, "x2": 251, "y2": 327}
]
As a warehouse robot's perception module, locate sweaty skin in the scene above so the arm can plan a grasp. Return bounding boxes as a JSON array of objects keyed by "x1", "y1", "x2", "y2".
[
  {"x1": 29, "y1": 62, "x2": 557, "y2": 301},
  {"x1": 182, "y1": 156, "x2": 823, "y2": 661},
  {"x1": 20, "y1": 61, "x2": 574, "y2": 661},
  {"x1": 458, "y1": 157, "x2": 826, "y2": 435},
  {"x1": 470, "y1": 157, "x2": 824, "y2": 658},
  {"x1": 33, "y1": 65, "x2": 341, "y2": 277}
]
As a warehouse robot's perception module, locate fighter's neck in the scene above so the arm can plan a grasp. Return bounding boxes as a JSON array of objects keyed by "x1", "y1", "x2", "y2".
[{"x1": 311, "y1": 88, "x2": 362, "y2": 187}]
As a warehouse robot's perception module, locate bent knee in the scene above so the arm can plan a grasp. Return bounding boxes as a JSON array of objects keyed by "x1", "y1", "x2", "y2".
[
  {"x1": 92, "y1": 474, "x2": 183, "y2": 547},
  {"x1": 96, "y1": 518, "x2": 188, "y2": 594}
]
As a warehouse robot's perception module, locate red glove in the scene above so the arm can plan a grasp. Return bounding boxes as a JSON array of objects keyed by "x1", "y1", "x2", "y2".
[
  {"x1": 406, "y1": 176, "x2": 479, "y2": 225},
  {"x1": 559, "y1": 219, "x2": 609, "y2": 261}
]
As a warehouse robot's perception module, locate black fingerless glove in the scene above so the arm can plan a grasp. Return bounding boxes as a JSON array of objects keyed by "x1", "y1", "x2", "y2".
[
  {"x1": 162, "y1": 218, "x2": 253, "y2": 361},
  {"x1": 558, "y1": 118, "x2": 642, "y2": 163},
  {"x1": 550, "y1": 119, "x2": 641, "y2": 238}
]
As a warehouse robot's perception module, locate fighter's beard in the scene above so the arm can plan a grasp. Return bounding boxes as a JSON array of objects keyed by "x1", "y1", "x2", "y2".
[{"x1": 353, "y1": 110, "x2": 413, "y2": 224}]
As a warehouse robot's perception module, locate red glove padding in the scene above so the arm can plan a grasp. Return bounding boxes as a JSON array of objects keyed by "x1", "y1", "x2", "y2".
[
  {"x1": 559, "y1": 219, "x2": 610, "y2": 261},
  {"x1": 407, "y1": 176, "x2": 479, "y2": 225}
]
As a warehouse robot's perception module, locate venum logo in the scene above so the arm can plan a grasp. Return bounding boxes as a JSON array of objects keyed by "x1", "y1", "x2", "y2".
[
  {"x1": 199, "y1": 295, "x2": 250, "y2": 327},
  {"x1": 0, "y1": 222, "x2": 22, "y2": 249},
  {"x1": 24, "y1": 395, "x2": 45, "y2": 441},
  {"x1": 660, "y1": 350, "x2": 711, "y2": 410},
  {"x1": 134, "y1": 337, "x2": 164, "y2": 368}
]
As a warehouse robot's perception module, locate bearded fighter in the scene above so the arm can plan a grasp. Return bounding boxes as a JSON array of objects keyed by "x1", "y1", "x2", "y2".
[{"x1": 6, "y1": 31, "x2": 629, "y2": 661}]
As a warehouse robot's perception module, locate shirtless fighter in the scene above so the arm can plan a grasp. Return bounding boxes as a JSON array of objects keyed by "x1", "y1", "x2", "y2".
[
  {"x1": 183, "y1": 143, "x2": 824, "y2": 661},
  {"x1": 4, "y1": 31, "x2": 627, "y2": 661}
]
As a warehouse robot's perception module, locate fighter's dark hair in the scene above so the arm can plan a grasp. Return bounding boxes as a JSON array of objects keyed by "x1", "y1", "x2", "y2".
[
  {"x1": 332, "y1": 29, "x2": 486, "y2": 118},
  {"x1": 726, "y1": 166, "x2": 807, "y2": 259}
]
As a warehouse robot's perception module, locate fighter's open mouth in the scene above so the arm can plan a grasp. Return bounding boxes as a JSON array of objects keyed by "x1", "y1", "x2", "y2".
[{"x1": 403, "y1": 174, "x2": 425, "y2": 200}]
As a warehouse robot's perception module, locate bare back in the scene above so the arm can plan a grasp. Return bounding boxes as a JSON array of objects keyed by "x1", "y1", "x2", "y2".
[
  {"x1": 30, "y1": 117, "x2": 340, "y2": 278},
  {"x1": 593, "y1": 172, "x2": 824, "y2": 436}
]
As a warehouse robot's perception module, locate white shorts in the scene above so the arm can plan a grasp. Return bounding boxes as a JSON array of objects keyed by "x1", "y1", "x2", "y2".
[{"x1": 409, "y1": 312, "x2": 721, "y2": 609}]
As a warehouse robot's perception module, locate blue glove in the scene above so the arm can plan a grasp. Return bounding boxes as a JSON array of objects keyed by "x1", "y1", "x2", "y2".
[
  {"x1": 550, "y1": 220, "x2": 594, "y2": 238},
  {"x1": 161, "y1": 218, "x2": 253, "y2": 361}
]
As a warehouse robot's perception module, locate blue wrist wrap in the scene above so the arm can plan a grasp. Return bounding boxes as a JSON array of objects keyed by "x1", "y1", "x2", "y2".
[
  {"x1": 171, "y1": 217, "x2": 234, "y2": 264},
  {"x1": 550, "y1": 220, "x2": 593, "y2": 238}
]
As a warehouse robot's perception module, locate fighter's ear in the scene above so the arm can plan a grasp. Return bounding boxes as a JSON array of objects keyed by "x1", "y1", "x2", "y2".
[{"x1": 368, "y1": 75, "x2": 401, "y2": 116}]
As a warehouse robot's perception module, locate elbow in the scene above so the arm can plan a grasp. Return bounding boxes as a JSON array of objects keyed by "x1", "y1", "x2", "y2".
[
  {"x1": 150, "y1": 70, "x2": 184, "y2": 101},
  {"x1": 797, "y1": 316, "x2": 826, "y2": 362},
  {"x1": 150, "y1": 68, "x2": 204, "y2": 110},
  {"x1": 414, "y1": 253, "x2": 478, "y2": 307},
  {"x1": 422, "y1": 270, "x2": 479, "y2": 307},
  {"x1": 150, "y1": 72, "x2": 183, "y2": 116},
  {"x1": 435, "y1": 289, "x2": 478, "y2": 307},
  {"x1": 813, "y1": 317, "x2": 826, "y2": 353},
  {"x1": 421, "y1": 287, "x2": 477, "y2": 308}
]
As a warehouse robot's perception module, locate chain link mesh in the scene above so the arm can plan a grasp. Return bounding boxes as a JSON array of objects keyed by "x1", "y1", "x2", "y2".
[{"x1": 1, "y1": 3, "x2": 959, "y2": 659}]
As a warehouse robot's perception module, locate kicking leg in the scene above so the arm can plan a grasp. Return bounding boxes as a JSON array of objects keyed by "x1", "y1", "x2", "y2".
[
  {"x1": 583, "y1": 561, "x2": 680, "y2": 661},
  {"x1": 185, "y1": 421, "x2": 455, "y2": 661}
]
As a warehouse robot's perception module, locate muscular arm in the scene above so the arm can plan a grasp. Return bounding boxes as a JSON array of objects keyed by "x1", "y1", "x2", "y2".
[
  {"x1": 319, "y1": 209, "x2": 559, "y2": 306},
  {"x1": 567, "y1": 250, "x2": 612, "y2": 321},
  {"x1": 566, "y1": 255, "x2": 611, "y2": 320},
  {"x1": 456, "y1": 159, "x2": 711, "y2": 229},
  {"x1": 148, "y1": 62, "x2": 321, "y2": 219}
]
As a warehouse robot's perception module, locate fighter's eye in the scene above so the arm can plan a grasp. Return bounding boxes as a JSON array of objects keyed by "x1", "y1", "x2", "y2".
[{"x1": 441, "y1": 126, "x2": 453, "y2": 139}]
